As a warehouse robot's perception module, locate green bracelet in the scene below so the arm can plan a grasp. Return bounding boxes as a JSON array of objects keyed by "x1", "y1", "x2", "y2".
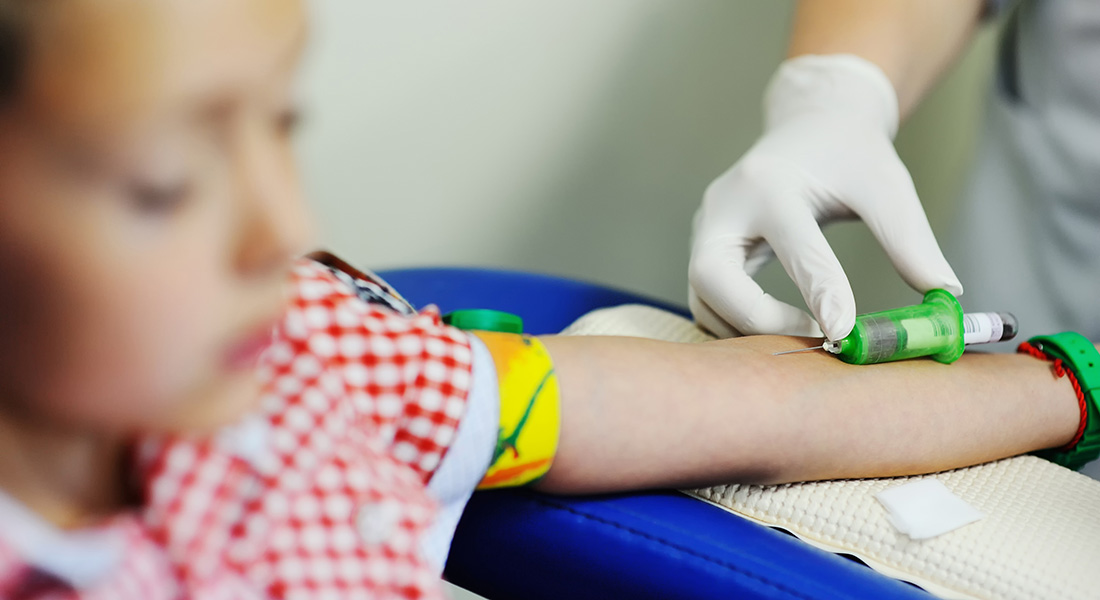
[{"x1": 1025, "y1": 332, "x2": 1100, "y2": 471}]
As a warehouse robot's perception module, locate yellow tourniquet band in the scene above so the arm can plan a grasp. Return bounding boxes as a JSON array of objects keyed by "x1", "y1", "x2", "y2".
[{"x1": 472, "y1": 331, "x2": 561, "y2": 489}]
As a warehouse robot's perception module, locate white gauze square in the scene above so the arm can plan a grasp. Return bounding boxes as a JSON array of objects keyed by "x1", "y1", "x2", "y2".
[{"x1": 875, "y1": 479, "x2": 985, "y2": 540}]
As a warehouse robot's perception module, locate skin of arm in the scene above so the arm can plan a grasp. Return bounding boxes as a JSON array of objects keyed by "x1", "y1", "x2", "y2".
[
  {"x1": 787, "y1": 0, "x2": 986, "y2": 119},
  {"x1": 534, "y1": 335, "x2": 1082, "y2": 495}
]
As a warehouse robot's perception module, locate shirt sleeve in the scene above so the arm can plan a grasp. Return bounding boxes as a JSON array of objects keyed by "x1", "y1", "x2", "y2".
[
  {"x1": 284, "y1": 259, "x2": 496, "y2": 486},
  {"x1": 282, "y1": 260, "x2": 502, "y2": 570}
]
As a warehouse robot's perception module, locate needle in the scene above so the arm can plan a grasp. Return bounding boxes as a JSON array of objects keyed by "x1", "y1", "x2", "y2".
[{"x1": 772, "y1": 345, "x2": 824, "y2": 356}]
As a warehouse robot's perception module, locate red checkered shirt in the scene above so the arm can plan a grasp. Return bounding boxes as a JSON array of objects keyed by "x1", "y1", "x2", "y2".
[{"x1": 0, "y1": 259, "x2": 497, "y2": 599}]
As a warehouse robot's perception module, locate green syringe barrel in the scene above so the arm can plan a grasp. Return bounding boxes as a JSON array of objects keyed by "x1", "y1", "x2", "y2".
[{"x1": 827, "y1": 288, "x2": 965, "y2": 365}]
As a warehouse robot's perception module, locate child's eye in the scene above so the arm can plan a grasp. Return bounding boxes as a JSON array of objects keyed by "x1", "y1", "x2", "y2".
[{"x1": 127, "y1": 180, "x2": 192, "y2": 216}]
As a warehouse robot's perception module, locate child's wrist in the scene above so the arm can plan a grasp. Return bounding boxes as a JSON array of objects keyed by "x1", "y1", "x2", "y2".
[
  {"x1": 1024, "y1": 355, "x2": 1085, "y2": 450},
  {"x1": 1018, "y1": 333, "x2": 1100, "y2": 471}
]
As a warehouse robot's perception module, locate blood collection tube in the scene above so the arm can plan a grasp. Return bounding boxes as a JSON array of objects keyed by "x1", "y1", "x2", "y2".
[{"x1": 822, "y1": 289, "x2": 1017, "y2": 365}]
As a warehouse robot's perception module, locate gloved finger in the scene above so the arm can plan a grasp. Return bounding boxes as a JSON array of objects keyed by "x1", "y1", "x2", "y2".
[
  {"x1": 688, "y1": 286, "x2": 742, "y2": 339},
  {"x1": 855, "y1": 159, "x2": 964, "y2": 296},
  {"x1": 689, "y1": 237, "x2": 823, "y2": 337},
  {"x1": 766, "y1": 210, "x2": 857, "y2": 341}
]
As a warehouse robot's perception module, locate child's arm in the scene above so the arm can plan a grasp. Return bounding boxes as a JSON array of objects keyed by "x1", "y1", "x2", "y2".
[{"x1": 535, "y1": 335, "x2": 1082, "y2": 494}]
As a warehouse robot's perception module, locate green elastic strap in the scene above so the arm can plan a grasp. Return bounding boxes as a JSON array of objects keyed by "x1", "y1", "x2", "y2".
[
  {"x1": 1029, "y1": 332, "x2": 1100, "y2": 471},
  {"x1": 443, "y1": 309, "x2": 524, "y2": 334}
]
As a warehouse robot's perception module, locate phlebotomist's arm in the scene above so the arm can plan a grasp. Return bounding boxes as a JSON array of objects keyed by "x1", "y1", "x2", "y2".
[{"x1": 787, "y1": 0, "x2": 985, "y2": 119}]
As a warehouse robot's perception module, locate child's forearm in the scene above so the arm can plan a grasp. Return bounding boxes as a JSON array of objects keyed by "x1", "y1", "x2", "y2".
[{"x1": 535, "y1": 335, "x2": 1081, "y2": 494}]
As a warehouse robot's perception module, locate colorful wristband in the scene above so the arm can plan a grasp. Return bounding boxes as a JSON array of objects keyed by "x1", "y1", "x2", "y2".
[
  {"x1": 471, "y1": 331, "x2": 561, "y2": 489},
  {"x1": 1018, "y1": 332, "x2": 1100, "y2": 471}
]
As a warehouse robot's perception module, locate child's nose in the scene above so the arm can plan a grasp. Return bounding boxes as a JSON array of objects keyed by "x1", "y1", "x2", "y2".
[{"x1": 232, "y1": 115, "x2": 314, "y2": 277}]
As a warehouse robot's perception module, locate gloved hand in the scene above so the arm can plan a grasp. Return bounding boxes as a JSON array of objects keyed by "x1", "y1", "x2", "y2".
[{"x1": 689, "y1": 54, "x2": 963, "y2": 340}]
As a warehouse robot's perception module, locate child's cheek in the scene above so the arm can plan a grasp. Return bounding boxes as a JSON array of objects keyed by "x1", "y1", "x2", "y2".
[
  {"x1": 114, "y1": 249, "x2": 281, "y2": 432},
  {"x1": 45, "y1": 269, "x2": 223, "y2": 431},
  {"x1": 116, "y1": 267, "x2": 233, "y2": 428}
]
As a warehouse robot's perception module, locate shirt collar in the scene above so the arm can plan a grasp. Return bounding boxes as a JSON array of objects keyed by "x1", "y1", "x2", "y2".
[{"x1": 0, "y1": 489, "x2": 127, "y2": 590}]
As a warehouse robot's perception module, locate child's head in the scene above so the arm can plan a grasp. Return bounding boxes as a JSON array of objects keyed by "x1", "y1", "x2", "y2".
[{"x1": 0, "y1": 0, "x2": 313, "y2": 436}]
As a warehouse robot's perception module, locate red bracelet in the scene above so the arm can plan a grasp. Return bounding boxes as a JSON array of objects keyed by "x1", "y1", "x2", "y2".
[{"x1": 1017, "y1": 341, "x2": 1089, "y2": 451}]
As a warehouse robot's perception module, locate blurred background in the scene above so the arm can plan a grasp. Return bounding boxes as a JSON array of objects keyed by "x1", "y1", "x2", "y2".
[{"x1": 298, "y1": 0, "x2": 999, "y2": 316}]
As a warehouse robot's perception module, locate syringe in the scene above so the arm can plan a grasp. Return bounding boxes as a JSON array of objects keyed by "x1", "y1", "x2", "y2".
[{"x1": 775, "y1": 289, "x2": 1017, "y2": 365}]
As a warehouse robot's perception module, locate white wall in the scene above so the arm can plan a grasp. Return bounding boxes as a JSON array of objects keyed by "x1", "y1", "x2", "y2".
[{"x1": 299, "y1": 0, "x2": 998, "y2": 313}]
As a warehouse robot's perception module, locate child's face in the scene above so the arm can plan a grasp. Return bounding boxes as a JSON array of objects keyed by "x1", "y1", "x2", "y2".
[{"x1": 0, "y1": 0, "x2": 312, "y2": 434}]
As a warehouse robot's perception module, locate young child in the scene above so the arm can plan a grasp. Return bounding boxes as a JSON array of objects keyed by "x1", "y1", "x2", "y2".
[{"x1": 0, "y1": 0, "x2": 1095, "y2": 598}]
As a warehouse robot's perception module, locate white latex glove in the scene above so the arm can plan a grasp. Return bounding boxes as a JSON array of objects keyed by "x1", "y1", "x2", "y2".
[{"x1": 689, "y1": 54, "x2": 963, "y2": 340}]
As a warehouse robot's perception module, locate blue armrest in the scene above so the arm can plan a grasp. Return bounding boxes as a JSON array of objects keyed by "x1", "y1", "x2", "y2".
[
  {"x1": 379, "y1": 267, "x2": 689, "y2": 335},
  {"x1": 378, "y1": 267, "x2": 932, "y2": 600}
]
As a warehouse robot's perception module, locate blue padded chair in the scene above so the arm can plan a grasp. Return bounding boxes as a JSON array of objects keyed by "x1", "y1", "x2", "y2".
[{"x1": 379, "y1": 267, "x2": 932, "y2": 600}]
